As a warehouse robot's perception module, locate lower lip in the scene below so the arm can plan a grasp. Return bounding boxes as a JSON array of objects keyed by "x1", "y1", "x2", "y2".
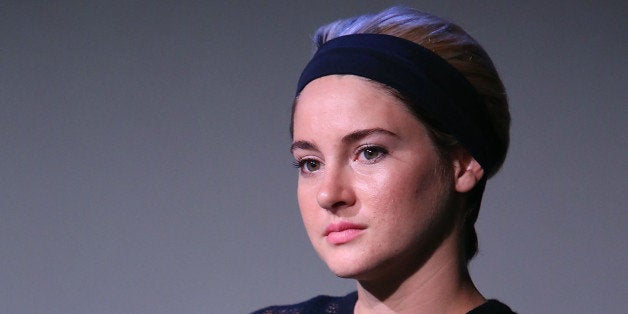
[{"x1": 326, "y1": 229, "x2": 364, "y2": 245}]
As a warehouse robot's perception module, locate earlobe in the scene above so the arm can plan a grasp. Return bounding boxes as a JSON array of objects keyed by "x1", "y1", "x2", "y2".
[{"x1": 452, "y1": 148, "x2": 485, "y2": 193}]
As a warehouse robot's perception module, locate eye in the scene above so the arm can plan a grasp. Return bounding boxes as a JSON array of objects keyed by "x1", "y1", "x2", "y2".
[
  {"x1": 357, "y1": 146, "x2": 387, "y2": 162},
  {"x1": 303, "y1": 160, "x2": 321, "y2": 172},
  {"x1": 293, "y1": 158, "x2": 322, "y2": 174}
]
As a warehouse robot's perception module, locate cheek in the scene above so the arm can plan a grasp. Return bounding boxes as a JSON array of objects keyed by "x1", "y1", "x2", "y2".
[
  {"x1": 296, "y1": 180, "x2": 319, "y2": 230},
  {"x1": 355, "y1": 168, "x2": 412, "y2": 225},
  {"x1": 358, "y1": 162, "x2": 447, "y2": 225}
]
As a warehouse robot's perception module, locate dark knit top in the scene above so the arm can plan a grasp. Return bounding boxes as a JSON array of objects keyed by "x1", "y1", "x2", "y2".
[{"x1": 252, "y1": 292, "x2": 516, "y2": 314}]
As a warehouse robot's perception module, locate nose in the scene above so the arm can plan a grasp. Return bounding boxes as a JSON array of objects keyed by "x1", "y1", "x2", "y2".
[{"x1": 316, "y1": 164, "x2": 356, "y2": 212}]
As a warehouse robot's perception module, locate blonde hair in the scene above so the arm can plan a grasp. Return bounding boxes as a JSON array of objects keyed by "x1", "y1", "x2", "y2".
[{"x1": 308, "y1": 6, "x2": 510, "y2": 261}]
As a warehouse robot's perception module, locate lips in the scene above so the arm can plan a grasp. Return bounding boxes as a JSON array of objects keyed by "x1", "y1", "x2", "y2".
[{"x1": 324, "y1": 222, "x2": 366, "y2": 245}]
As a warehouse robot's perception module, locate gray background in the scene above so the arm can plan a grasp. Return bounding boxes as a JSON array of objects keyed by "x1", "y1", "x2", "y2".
[{"x1": 1, "y1": 1, "x2": 626, "y2": 313}]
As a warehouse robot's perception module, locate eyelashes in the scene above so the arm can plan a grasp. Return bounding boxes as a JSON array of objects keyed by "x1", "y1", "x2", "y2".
[
  {"x1": 292, "y1": 145, "x2": 388, "y2": 174},
  {"x1": 357, "y1": 146, "x2": 387, "y2": 162},
  {"x1": 292, "y1": 159, "x2": 321, "y2": 173}
]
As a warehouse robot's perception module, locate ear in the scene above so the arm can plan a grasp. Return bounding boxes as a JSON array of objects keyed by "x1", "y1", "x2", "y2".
[{"x1": 451, "y1": 148, "x2": 485, "y2": 193}]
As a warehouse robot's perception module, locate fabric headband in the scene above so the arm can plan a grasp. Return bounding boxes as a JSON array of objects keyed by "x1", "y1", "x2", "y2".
[{"x1": 296, "y1": 33, "x2": 498, "y2": 172}]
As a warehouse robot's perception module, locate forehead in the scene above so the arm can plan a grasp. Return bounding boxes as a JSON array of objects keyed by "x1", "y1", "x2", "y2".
[{"x1": 293, "y1": 75, "x2": 422, "y2": 138}]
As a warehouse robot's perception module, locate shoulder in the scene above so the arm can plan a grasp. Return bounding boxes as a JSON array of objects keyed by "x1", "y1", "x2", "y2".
[
  {"x1": 468, "y1": 299, "x2": 516, "y2": 314},
  {"x1": 251, "y1": 292, "x2": 357, "y2": 314}
]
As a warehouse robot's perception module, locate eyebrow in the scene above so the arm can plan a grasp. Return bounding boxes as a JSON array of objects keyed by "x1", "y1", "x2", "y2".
[
  {"x1": 290, "y1": 140, "x2": 319, "y2": 153},
  {"x1": 341, "y1": 128, "x2": 398, "y2": 145},
  {"x1": 290, "y1": 128, "x2": 398, "y2": 153}
]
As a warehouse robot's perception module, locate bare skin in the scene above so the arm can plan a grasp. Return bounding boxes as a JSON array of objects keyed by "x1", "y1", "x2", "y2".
[{"x1": 292, "y1": 75, "x2": 485, "y2": 313}]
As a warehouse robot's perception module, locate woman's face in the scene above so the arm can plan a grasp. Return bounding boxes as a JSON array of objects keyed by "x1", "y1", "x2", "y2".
[{"x1": 292, "y1": 75, "x2": 459, "y2": 282}]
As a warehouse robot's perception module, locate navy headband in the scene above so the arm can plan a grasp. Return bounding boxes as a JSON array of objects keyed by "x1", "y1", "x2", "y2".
[{"x1": 296, "y1": 33, "x2": 498, "y2": 171}]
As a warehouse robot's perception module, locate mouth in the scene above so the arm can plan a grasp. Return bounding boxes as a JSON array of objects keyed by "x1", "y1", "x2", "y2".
[{"x1": 324, "y1": 222, "x2": 366, "y2": 245}]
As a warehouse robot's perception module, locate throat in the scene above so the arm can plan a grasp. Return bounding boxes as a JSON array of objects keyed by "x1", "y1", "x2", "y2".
[
  {"x1": 355, "y1": 273, "x2": 484, "y2": 314},
  {"x1": 354, "y1": 236, "x2": 485, "y2": 313}
]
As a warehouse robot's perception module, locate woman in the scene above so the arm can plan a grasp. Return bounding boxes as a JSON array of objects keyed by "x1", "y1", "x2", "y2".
[{"x1": 255, "y1": 6, "x2": 514, "y2": 314}]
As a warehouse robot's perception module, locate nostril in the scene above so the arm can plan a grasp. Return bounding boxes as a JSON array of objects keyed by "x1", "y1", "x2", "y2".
[
  {"x1": 316, "y1": 167, "x2": 356, "y2": 211},
  {"x1": 332, "y1": 201, "x2": 347, "y2": 209},
  {"x1": 317, "y1": 188, "x2": 356, "y2": 213}
]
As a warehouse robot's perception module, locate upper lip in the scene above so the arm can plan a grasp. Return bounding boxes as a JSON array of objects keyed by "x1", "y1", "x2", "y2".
[{"x1": 324, "y1": 222, "x2": 366, "y2": 236}]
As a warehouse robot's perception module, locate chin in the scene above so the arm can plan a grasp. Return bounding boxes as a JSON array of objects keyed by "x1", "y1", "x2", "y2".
[
  {"x1": 313, "y1": 238, "x2": 386, "y2": 280},
  {"x1": 319, "y1": 246, "x2": 407, "y2": 283},
  {"x1": 328, "y1": 263, "x2": 364, "y2": 279},
  {"x1": 321, "y1": 251, "x2": 377, "y2": 280},
  {"x1": 327, "y1": 261, "x2": 388, "y2": 282}
]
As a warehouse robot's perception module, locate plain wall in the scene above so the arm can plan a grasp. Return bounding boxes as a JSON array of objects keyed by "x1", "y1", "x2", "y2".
[{"x1": 1, "y1": 1, "x2": 626, "y2": 313}]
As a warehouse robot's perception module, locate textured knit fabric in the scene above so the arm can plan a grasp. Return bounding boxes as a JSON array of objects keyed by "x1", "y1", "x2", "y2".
[
  {"x1": 467, "y1": 299, "x2": 516, "y2": 314},
  {"x1": 252, "y1": 291, "x2": 516, "y2": 314}
]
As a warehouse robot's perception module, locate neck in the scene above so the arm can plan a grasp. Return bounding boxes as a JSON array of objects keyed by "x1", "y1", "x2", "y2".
[{"x1": 353, "y1": 231, "x2": 485, "y2": 314}]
